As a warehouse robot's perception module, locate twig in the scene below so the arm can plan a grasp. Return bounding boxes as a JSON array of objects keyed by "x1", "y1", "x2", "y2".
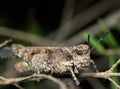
[
  {"x1": 13, "y1": 84, "x2": 24, "y2": 89},
  {"x1": 0, "y1": 39, "x2": 12, "y2": 48},
  {"x1": 107, "y1": 78, "x2": 120, "y2": 89},
  {"x1": 80, "y1": 72, "x2": 120, "y2": 78},
  {"x1": 80, "y1": 59, "x2": 120, "y2": 89},
  {"x1": 0, "y1": 74, "x2": 67, "y2": 89},
  {"x1": 109, "y1": 59, "x2": 120, "y2": 72},
  {"x1": 0, "y1": 76, "x2": 24, "y2": 89}
]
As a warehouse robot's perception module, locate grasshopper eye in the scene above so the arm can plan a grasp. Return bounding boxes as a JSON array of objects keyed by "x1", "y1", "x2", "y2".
[{"x1": 76, "y1": 49, "x2": 83, "y2": 55}]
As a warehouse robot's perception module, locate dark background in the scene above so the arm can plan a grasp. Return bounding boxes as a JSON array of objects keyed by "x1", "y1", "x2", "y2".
[{"x1": 0, "y1": 0, "x2": 120, "y2": 89}]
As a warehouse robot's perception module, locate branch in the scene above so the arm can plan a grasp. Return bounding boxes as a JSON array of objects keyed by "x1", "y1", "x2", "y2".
[
  {"x1": 0, "y1": 74, "x2": 67, "y2": 89},
  {"x1": 0, "y1": 39, "x2": 12, "y2": 48},
  {"x1": 79, "y1": 59, "x2": 120, "y2": 89}
]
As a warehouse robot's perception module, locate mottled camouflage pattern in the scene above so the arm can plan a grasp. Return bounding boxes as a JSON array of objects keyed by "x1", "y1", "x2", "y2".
[{"x1": 12, "y1": 44, "x2": 91, "y2": 85}]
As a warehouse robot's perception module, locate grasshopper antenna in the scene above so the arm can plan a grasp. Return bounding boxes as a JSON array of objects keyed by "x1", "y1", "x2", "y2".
[
  {"x1": 89, "y1": 31, "x2": 109, "y2": 52},
  {"x1": 85, "y1": 34, "x2": 91, "y2": 54},
  {"x1": 86, "y1": 32, "x2": 109, "y2": 72},
  {"x1": 88, "y1": 34, "x2": 90, "y2": 46}
]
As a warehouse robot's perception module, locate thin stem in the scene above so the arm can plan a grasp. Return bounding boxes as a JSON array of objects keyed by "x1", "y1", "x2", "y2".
[
  {"x1": 0, "y1": 39, "x2": 12, "y2": 48},
  {"x1": 107, "y1": 78, "x2": 120, "y2": 89},
  {"x1": 109, "y1": 59, "x2": 120, "y2": 72}
]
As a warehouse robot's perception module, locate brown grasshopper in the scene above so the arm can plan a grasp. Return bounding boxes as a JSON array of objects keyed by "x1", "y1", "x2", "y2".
[{"x1": 12, "y1": 44, "x2": 95, "y2": 85}]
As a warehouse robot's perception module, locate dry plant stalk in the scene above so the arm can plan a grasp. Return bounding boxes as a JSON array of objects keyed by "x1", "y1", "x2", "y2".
[
  {"x1": 0, "y1": 74, "x2": 67, "y2": 89},
  {"x1": 0, "y1": 39, "x2": 12, "y2": 48}
]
